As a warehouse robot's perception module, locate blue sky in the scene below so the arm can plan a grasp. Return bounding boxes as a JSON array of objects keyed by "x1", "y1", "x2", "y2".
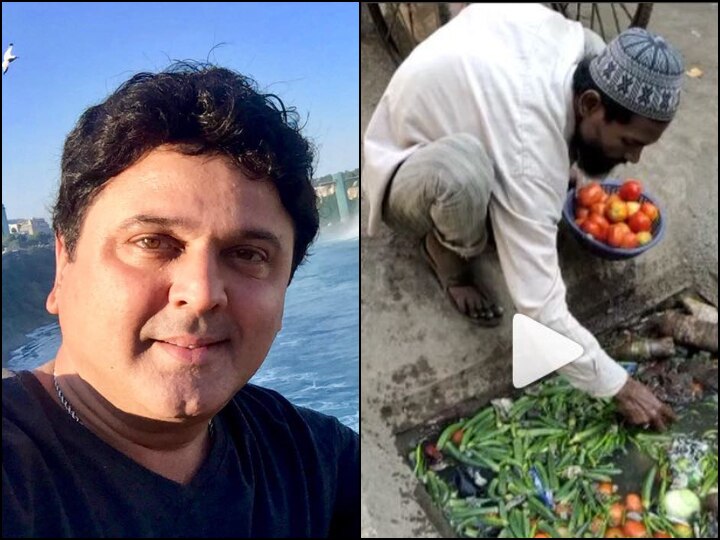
[{"x1": 2, "y1": 2, "x2": 359, "y2": 222}]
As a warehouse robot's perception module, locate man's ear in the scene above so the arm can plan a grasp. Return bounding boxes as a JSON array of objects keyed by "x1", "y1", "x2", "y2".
[
  {"x1": 46, "y1": 234, "x2": 72, "y2": 315},
  {"x1": 577, "y1": 89, "x2": 604, "y2": 118}
]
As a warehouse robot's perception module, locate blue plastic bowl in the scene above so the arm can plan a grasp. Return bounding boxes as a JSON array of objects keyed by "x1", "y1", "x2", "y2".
[{"x1": 562, "y1": 179, "x2": 666, "y2": 260}]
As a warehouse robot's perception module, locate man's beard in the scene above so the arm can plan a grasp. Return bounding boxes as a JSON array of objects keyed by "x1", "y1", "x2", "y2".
[{"x1": 570, "y1": 128, "x2": 624, "y2": 178}]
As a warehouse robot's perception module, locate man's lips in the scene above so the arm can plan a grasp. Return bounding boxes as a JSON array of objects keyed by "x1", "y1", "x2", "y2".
[
  {"x1": 157, "y1": 336, "x2": 229, "y2": 349},
  {"x1": 154, "y1": 337, "x2": 230, "y2": 363}
]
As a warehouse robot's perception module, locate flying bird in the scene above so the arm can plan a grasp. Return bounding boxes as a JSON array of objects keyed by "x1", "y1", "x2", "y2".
[{"x1": 3, "y1": 43, "x2": 18, "y2": 75}]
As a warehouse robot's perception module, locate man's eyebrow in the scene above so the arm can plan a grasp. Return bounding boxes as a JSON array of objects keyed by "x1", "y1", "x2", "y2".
[
  {"x1": 117, "y1": 215, "x2": 283, "y2": 250},
  {"x1": 117, "y1": 215, "x2": 197, "y2": 231},
  {"x1": 239, "y1": 228, "x2": 283, "y2": 251}
]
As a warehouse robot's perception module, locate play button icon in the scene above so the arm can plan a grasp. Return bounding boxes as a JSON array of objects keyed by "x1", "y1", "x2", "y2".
[{"x1": 512, "y1": 314, "x2": 585, "y2": 388}]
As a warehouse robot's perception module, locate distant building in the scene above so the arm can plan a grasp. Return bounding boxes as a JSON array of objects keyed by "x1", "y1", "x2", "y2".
[
  {"x1": 8, "y1": 220, "x2": 21, "y2": 235},
  {"x1": 29, "y1": 218, "x2": 52, "y2": 236},
  {"x1": 1, "y1": 204, "x2": 8, "y2": 237},
  {"x1": 6, "y1": 217, "x2": 52, "y2": 236}
]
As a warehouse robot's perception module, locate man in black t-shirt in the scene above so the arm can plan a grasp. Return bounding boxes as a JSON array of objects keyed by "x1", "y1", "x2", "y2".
[{"x1": 2, "y1": 64, "x2": 358, "y2": 538}]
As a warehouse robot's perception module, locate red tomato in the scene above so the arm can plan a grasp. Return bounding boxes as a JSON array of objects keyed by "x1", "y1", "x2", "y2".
[
  {"x1": 606, "y1": 193, "x2": 624, "y2": 207},
  {"x1": 619, "y1": 179, "x2": 643, "y2": 201},
  {"x1": 588, "y1": 213, "x2": 610, "y2": 228},
  {"x1": 451, "y1": 428, "x2": 464, "y2": 446},
  {"x1": 623, "y1": 520, "x2": 647, "y2": 538},
  {"x1": 605, "y1": 527, "x2": 625, "y2": 538},
  {"x1": 640, "y1": 202, "x2": 660, "y2": 221},
  {"x1": 636, "y1": 231, "x2": 652, "y2": 246},
  {"x1": 575, "y1": 207, "x2": 590, "y2": 220},
  {"x1": 577, "y1": 182, "x2": 604, "y2": 207},
  {"x1": 590, "y1": 202, "x2": 607, "y2": 217},
  {"x1": 587, "y1": 213, "x2": 610, "y2": 241},
  {"x1": 597, "y1": 482, "x2": 615, "y2": 496},
  {"x1": 423, "y1": 442, "x2": 442, "y2": 461},
  {"x1": 608, "y1": 502, "x2": 625, "y2": 527},
  {"x1": 581, "y1": 220, "x2": 604, "y2": 241},
  {"x1": 620, "y1": 232, "x2": 640, "y2": 249},
  {"x1": 616, "y1": 223, "x2": 631, "y2": 235},
  {"x1": 625, "y1": 493, "x2": 643, "y2": 513},
  {"x1": 607, "y1": 223, "x2": 629, "y2": 247},
  {"x1": 605, "y1": 200, "x2": 629, "y2": 223},
  {"x1": 590, "y1": 516, "x2": 606, "y2": 535},
  {"x1": 628, "y1": 211, "x2": 652, "y2": 233},
  {"x1": 626, "y1": 201, "x2": 641, "y2": 216}
]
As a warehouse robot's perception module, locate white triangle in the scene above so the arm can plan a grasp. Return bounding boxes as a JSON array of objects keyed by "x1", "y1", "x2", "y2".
[{"x1": 512, "y1": 314, "x2": 584, "y2": 388}]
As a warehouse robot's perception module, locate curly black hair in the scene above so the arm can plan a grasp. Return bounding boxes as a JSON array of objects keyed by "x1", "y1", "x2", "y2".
[
  {"x1": 54, "y1": 62, "x2": 319, "y2": 281},
  {"x1": 572, "y1": 56, "x2": 635, "y2": 125}
]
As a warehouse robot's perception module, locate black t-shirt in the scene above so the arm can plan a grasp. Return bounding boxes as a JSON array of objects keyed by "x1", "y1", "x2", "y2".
[{"x1": 2, "y1": 371, "x2": 359, "y2": 538}]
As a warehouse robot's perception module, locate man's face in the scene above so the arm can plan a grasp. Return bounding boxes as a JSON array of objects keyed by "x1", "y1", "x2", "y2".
[
  {"x1": 573, "y1": 90, "x2": 669, "y2": 177},
  {"x1": 47, "y1": 146, "x2": 295, "y2": 423}
]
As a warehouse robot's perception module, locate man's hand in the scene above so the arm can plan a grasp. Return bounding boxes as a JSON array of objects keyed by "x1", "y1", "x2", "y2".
[{"x1": 613, "y1": 377, "x2": 677, "y2": 431}]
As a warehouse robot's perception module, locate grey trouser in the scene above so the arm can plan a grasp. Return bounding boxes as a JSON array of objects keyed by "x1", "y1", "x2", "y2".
[{"x1": 382, "y1": 133, "x2": 494, "y2": 259}]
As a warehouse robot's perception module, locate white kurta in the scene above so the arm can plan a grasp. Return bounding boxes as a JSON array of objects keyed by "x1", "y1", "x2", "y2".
[{"x1": 363, "y1": 3, "x2": 628, "y2": 397}]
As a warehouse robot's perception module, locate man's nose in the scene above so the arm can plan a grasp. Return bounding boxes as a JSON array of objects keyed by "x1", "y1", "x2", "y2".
[{"x1": 168, "y1": 250, "x2": 228, "y2": 314}]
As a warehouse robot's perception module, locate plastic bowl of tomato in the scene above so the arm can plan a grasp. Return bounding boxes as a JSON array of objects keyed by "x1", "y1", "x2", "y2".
[{"x1": 562, "y1": 179, "x2": 666, "y2": 260}]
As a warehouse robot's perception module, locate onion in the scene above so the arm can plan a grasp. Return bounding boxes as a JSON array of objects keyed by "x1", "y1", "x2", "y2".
[{"x1": 662, "y1": 489, "x2": 701, "y2": 522}]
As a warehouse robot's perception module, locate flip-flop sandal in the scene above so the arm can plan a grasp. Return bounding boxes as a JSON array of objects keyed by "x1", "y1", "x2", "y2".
[{"x1": 419, "y1": 237, "x2": 502, "y2": 327}]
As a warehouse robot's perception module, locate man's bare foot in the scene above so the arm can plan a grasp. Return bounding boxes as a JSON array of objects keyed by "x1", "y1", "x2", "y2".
[{"x1": 423, "y1": 233, "x2": 503, "y2": 323}]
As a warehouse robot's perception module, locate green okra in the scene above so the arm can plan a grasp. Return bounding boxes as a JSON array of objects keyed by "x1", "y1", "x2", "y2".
[
  {"x1": 581, "y1": 479, "x2": 599, "y2": 511},
  {"x1": 443, "y1": 441, "x2": 495, "y2": 470},
  {"x1": 700, "y1": 467, "x2": 718, "y2": 497},
  {"x1": 547, "y1": 454, "x2": 559, "y2": 491},
  {"x1": 526, "y1": 495, "x2": 557, "y2": 522},
  {"x1": 642, "y1": 464, "x2": 657, "y2": 510},
  {"x1": 582, "y1": 471, "x2": 614, "y2": 483},
  {"x1": 412, "y1": 443, "x2": 424, "y2": 476},
  {"x1": 456, "y1": 505, "x2": 501, "y2": 517},
  {"x1": 477, "y1": 515, "x2": 507, "y2": 528},
  {"x1": 516, "y1": 428, "x2": 567, "y2": 438},
  {"x1": 513, "y1": 436, "x2": 524, "y2": 464},
  {"x1": 570, "y1": 423, "x2": 606, "y2": 445},
  {"x1": 555, "y1": 478, "x2": 579, "y2": 502},
  {"x1": 465, "y1": 416, "x2": 497, "y2": 442},
  {"x1": 425, "y1": 471, "x2": 440, "y2": 503},
  {"x1": 508, "y1": 508, "x2": 524, "y2": 538},
  {"x1": 499, "y1": 499, "x2": 508, "y2": 522},
  {"x1": 537, "y1": 520, "x2": 563, "y2": 538},
  {"x1": 510, "y1": 396, "x2": 533, "y2": 418},
  {"x1": 588, "y1": 466, "x2": 622, "y2": 476},
  {"x1": 464, "y1": 406, "x2": 494, "y2": 430},
  {"x1": 533, "y1": 461, "x2": 551, "y2": 492},
  {"x1": 437, "y1": 421, "x2": 464, "y2": 451},
  {"x1": 522, "y1": 508, "x2": 531, "y2": 538},
  {"x1": 472, "y1": 426, "x2": 511, "y2": 443}
]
